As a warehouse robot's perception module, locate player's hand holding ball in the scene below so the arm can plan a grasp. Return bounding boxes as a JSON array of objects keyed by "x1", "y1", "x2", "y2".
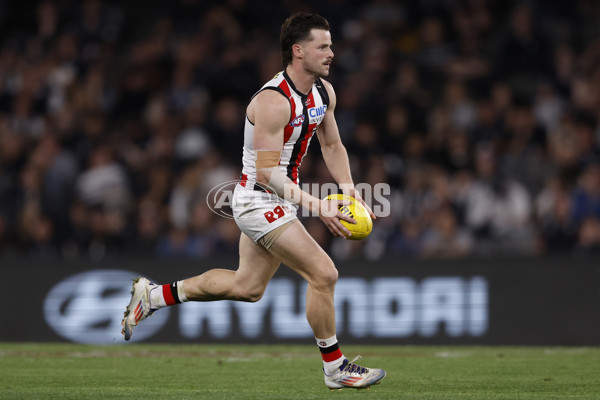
[{"x1": 323, "y1": 194, "x2": 373, "y2": 240}]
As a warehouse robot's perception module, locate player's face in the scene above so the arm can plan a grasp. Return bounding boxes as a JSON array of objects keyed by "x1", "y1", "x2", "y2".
[{"x1": 301, "y1": 29, "x2": 334, "y2": 77}]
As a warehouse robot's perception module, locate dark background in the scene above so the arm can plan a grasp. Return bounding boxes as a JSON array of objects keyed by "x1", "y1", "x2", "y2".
[
  {"x1": 1, "y1": 0, "x2": 600, "y2": 345},
  {"x1": 1, "y1": 0, "x2": 600, "y2": 261}
]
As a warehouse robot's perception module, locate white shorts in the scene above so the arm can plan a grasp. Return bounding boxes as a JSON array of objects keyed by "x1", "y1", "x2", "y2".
[{"x1": 232, "y1": 184, "x2": 298, "y2": 242}]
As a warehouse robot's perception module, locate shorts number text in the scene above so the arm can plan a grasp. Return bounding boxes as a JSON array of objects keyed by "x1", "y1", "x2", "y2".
[{"x1": 264, "y1": 206, "x2": 285, "y2": 223}]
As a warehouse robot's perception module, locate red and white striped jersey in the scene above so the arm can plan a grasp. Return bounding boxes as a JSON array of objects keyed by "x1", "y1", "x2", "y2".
[{"x1": 240, "y1": 71, "x2": 330, "y2": 188}]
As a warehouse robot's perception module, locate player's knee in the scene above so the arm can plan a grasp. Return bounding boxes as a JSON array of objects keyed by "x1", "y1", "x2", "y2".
[
  {"x1": 245, "y1": 289, "x2": 264, "y2": 303},
  {"x1": 312, "y1": 258, "x2": 338, "y2": 289},
  {"x1": 324, "y1": 265, "x2": 339, "y2": 287},
  {"x1": 237, "y1": 285, "x2": 266, "y2": 303}
]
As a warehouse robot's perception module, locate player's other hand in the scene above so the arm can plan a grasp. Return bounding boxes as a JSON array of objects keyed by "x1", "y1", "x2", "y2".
[
  {"x1": 346, "y1": 187, "x2": 376, "y2": 220},
  {"x1": 318, "y1": 198, "x2": 355, "y2": 238}
]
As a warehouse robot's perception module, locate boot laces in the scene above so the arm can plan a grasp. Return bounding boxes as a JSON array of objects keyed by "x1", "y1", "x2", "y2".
[{"x1": 341, "y1": 355, "x2": 368, "y2": 375}]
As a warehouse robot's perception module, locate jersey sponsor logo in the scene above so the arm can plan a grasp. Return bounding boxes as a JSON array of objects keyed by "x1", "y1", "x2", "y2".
[
  {"x1": 308, "y1": 105, "x2": 327, "y2": 123},
  {"x1": 290, "y1": 114, "x2": 305, "y2": 127},
  {"x1": 308, "y1": 105, "x2": 327, "y2": 118}
]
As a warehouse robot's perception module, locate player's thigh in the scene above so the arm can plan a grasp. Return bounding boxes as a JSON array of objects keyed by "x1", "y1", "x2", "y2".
[
  {"x1": 235, "y1": 232, "x2": 280, "y2": 296},
  {"x1": 267, "y1": 220, "x2": 337, "y2": 285}
]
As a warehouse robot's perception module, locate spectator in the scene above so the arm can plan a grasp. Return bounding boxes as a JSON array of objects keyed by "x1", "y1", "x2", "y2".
[
  {"x1": 571, "y1": 163, "x2": 600, "y2": 225},
  {"x1": 463, "y1": 144, "x2": 534, "y2": 255},
  {"x1": 0, "y1": 0, "x2": 599, "y2": 261},
  {"x1": 536, "y1": 181, "x2": 578, "y2": 254},
  {"x1": 574, "y1": 216, "x2": 600, "y2": 256},
  {"x1": 421, "y1": 205, "x2": 474, "y2": 259},
  {"x1": 387, "y1": 219, "x2": 424, "y2": 258}
]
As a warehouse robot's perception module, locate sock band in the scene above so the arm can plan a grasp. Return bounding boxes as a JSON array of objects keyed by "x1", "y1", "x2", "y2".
[
  {"x1": 170, "y1": 282, "x2": 181, "y2": 304},
  {"x1": 316, "y1": 335, "x2": 338, "y2": 348},
  {"x1": 319, "y1": 342, "x2": 343, "y2": 362},
  {"x1": 162, "y1": 282, "x2": 181, "y2": 306},
  {"x1": 319, "y1": 342, "x2": 339, "y2": 354}
]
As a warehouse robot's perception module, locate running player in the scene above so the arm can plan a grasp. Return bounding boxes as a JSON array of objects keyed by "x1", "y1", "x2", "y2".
[{"x1": 122, "y1": 12, "x2": 386, "y2": 390}]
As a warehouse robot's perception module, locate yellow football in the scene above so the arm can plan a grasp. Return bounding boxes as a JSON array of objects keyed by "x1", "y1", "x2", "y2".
[{"x1": 324, "y1": 194, "x2": 372, "y2": 240}]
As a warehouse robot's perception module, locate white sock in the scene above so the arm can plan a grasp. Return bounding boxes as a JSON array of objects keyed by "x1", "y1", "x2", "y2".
[
  {"x1": 149, "y1": 285, "x2": 167, "y2": 309},
  {"x1": 149, "y1": 280, "x2": 188, "y2": 309},
  {"x1": 323, "y1": 357, "x2": 346, "y2": 375},
  {"x1": 316, "y1": 335, "x2": 345, "y2": 375}
]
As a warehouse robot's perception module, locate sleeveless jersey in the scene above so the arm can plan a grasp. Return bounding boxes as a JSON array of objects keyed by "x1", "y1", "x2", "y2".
[{"x1": 240, "y1": 71, "x2": 330, "y2": 188}]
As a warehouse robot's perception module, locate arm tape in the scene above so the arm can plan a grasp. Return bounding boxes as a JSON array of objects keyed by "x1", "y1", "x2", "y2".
[
  {"x1": 256, "y1": 166, "x2": 290, "y2": 198},
  {"x1": 255, "y1": 151, "x2": 299, "y2": 203},
  {"x1": 255, "y1": 150, "x2": 281, "y2": 169}
]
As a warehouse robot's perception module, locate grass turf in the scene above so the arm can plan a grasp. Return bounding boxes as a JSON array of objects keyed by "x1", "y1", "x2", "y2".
[{"x1": 0, "y1": 344, "x2": 599, "y2": 399}]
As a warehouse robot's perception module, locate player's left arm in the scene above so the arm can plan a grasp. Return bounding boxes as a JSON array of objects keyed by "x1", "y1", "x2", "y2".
[{"x1": 317, "y1": 80, "x2": 376, "y2": 219}]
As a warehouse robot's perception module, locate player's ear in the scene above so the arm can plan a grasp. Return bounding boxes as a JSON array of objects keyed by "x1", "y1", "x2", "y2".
[{"x1": 292, "y1": 43, "x2": 303, "y2": 59}]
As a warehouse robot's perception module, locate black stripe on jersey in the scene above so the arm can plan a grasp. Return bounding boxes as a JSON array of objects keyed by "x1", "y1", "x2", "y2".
[
  {"x1": 315, "y1": 78, "x2": 330, "y2": 107},
  {"x1": 283, "y1": 70, "x2": 307, "y2": 97},
  {"x1": 251, "y1": 86, "x2": 289, "y2": 101},
  {"x1": 286, "y1": 95, "x2": 310, "y2": 182}
]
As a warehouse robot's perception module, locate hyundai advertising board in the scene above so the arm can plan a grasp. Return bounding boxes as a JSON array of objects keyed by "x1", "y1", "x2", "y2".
[{"x1": 1, "y1": 256, "x2": 599, "y2": 345}]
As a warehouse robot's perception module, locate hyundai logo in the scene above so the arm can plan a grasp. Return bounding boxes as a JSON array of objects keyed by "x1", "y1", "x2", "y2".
[{"x1": 44, "y1": 270, "x2": 170, "y2": 344}]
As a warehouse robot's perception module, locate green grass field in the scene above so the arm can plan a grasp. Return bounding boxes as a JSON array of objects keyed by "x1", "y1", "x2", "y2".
[{"x1": 1, "y1": 343, "x2": 599, "y2": 399}]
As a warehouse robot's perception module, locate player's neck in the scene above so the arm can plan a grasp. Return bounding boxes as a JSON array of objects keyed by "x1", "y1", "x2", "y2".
[{"x1": 285, "y1": 65, "x2": 317, "y2": 95}]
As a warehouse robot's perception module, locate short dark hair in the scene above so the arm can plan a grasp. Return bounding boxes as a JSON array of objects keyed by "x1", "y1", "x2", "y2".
[{"x1": 280, "y1": 13, "x2": 330, "y2": 67}]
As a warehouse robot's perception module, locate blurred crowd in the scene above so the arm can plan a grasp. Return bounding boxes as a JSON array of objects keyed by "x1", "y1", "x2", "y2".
[{"x1": 1, "y1": 0, "x2": 600, "y2": 261}]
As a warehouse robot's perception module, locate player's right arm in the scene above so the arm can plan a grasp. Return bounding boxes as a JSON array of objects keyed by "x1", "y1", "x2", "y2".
[{"x1": 249, "y1": 90, "x2": 353, "y2": 238}]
